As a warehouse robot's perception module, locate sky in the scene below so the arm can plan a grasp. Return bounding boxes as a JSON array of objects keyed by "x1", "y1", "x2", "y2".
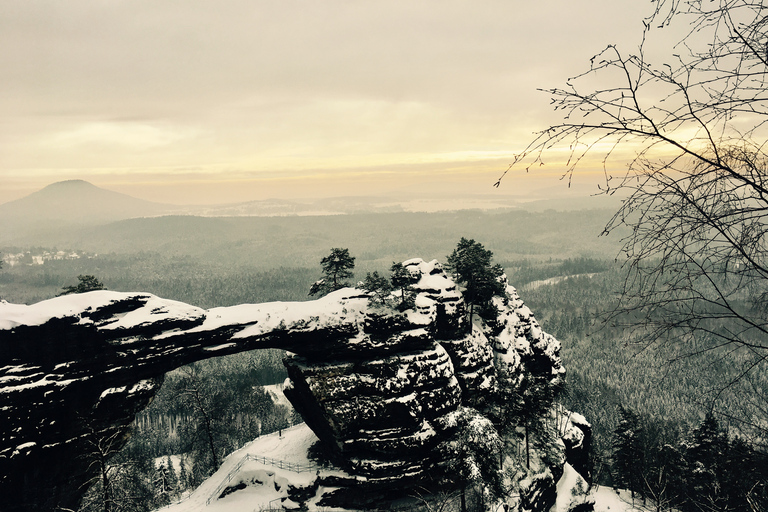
[{"x1": 1, "y1": 0, "x2": 657, "y2": 205}]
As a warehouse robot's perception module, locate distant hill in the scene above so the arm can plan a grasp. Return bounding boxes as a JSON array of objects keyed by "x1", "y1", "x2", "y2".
[
  {"x1": 0, "y1": 179, "x2": 623, "y2": 246},
  {"x1": 0, "y1": 180, "x2": 175, "y2": 242}
]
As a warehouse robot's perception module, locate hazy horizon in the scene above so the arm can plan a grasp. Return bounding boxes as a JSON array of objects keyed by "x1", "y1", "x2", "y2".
[
  {"x1": 1, "y1": 1, "x2": 664, "y2": 206},
  {"x1": 0, "y1": 177, "x2": 624, "y2": 215}
]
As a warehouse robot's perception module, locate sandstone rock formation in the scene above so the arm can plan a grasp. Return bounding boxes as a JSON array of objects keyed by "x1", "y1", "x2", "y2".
[{"x1": 0, "y1": 258, "x2": 590, "y2": 511}]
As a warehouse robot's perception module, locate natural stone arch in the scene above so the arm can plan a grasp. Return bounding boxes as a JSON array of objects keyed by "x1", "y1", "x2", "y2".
[
  {"x1": 0, "y1": 259, "x2": 581, "y2": 512},
  {"x1": 0, "y1": 288, "x2": 369, "y2": 511}
]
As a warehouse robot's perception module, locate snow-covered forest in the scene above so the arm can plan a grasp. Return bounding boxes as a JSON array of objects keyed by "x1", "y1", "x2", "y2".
[{"x1": 2, "y1": 208, "x2": 766, "y2": 511}]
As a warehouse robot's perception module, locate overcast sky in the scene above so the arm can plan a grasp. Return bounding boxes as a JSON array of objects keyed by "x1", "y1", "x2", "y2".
[{"x1": 1, "y1": 1, "x2": 656, "y2": 205}]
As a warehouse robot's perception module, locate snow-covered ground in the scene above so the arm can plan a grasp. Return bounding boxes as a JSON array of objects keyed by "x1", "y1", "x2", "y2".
[
  {"x1": 154, "y1": 422, "x2": 666, "y2": 512},
  {"x1": 592, "y1": 486, "x2": 671, "y2": 512},
  {"x1": 157, "y1": 423, "x2": 351, "y2": 512},
  {"x1": 263, "y1": 383, "x2": 292, "y2": 411},
  {"x1": 523, "y1": 273, "x2": 598, "y2": 291}
]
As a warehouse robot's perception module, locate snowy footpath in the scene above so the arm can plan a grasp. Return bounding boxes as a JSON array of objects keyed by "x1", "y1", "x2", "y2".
[
  {"x1": 156, "y1": 424, "x2": 350, "y2": 512},
  {"x1": 155, "y1": 423, "x2": 660, "y2": 512},
  {"x1": 592, "y1": 487, "x2": 674, "y2": 512}
]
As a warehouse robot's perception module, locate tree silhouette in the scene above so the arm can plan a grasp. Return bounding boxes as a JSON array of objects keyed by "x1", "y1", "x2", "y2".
[
  {"x1": 58, "y1": 275, "x2": 105, "y2": 296},
  {"x1": 308, "y1": 248, "x2": 355, "y2": 297},
  {"x1": 446, "y1": 238, "x2": 505, "y2": 327},
  {"x1": 502, "y1": 0, "x2": 768, "y2": 438}
]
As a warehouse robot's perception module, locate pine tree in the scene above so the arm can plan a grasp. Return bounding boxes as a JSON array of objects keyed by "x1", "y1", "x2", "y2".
[
  {"x1": 178, "y1": 456, "x2": 190, "y2": 491},
  {"x1": 58, "y1": 274, "x2": 105, "y2": 296},
  {"x1": 165, "y1": 455, "x2": 178, "y2": 498},
  {"x1": 446, "y1": 238, "x2": 505, "y2": 328},
  {"x1": 154, "y1": 461, "x2": 171, "y2": 506},
  {"x1": 308, "y1": 248, "x2": 355, "y2": 297},
  {"x1": 612, "y1": 406, "x2": 643, "y2": 498},
  {"x1": 445, "y1": 407, "x2": 504, "y2": 512},
  {"x1": 722, "y1": 437, "x2": 767, "y2": 512},
  {"x1": 390, "y1": 262, "x2": 417, "y2": 311},
  {"x1": 682, "y1": 412, "x2": 729, "y2": 512},
  {"x1": 361, "y1": 271, "x2": 392, "y2": 306},
  {"x1": 520, "y1": 377, "x2": 556, "y2": 470}
]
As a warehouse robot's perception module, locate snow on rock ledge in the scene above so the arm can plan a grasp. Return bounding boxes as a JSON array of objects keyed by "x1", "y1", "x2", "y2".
[{"x1": 0, "y1": 258, "x2": 586, "y2": 512}]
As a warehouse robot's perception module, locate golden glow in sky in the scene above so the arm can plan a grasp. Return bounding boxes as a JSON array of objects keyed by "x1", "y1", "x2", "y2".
[{"x1": 1, "y1": 1, "x2": 653, "y2": 205}]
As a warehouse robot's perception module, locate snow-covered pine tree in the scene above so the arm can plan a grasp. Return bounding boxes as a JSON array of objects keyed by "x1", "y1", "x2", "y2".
[
  {"x1": 612, "y1": 406, "x2": 643, "y2": 499},
  {"x1": 682, "y1": 412, "x2": 729, "y2": 512},
  {"x1": 446, "y1": 238, "x2": 505, "y2": 328},
  {"x1": 444, "y1": 407, "x2": 505, "y2": 512},
  {"x1": 361, "y1": 270, "x2": 392, "y2": 306}
]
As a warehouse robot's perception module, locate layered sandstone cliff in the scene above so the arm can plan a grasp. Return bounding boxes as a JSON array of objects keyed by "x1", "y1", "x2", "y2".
[{"x1": 0, "y1": 258, "x2": 589, "y2": 511}]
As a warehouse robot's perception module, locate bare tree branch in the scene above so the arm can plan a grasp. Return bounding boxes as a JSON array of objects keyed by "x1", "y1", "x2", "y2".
[{"x1": 501, "y1": 0, "x2": 768, "y2": 437}]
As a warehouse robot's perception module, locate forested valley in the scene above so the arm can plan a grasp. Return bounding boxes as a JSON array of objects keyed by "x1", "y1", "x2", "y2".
[{"x1": 1, "y1": 209, "x2": 766, "y2": 510}]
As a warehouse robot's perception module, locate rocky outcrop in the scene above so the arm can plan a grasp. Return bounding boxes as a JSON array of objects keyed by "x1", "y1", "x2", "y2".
[
  {"x1": 0, "y1": 258, "x2": 589, "y2": 511},
  {"x1": 0, "y1": 290, "x2": 367, "y2": 511}
]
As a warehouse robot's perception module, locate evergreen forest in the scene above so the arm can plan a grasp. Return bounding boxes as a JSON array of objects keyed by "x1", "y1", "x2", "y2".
[{"x1": 1, "y1": 209, "x2": 766, "y2": 510}]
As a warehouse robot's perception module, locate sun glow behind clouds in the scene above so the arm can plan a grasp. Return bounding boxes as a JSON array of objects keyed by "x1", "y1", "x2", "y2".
[
  {"x1": 47, "y1": 122, "x2": 203, "y2": 150},
  {"x1": 0, "y1": 0, "x2": 656, "y2": 205}
]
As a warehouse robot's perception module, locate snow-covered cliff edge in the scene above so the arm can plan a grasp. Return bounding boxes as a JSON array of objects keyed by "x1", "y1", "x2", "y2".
[{"x1": 0, "y1": 258, "x2": 590, "y2": 511}]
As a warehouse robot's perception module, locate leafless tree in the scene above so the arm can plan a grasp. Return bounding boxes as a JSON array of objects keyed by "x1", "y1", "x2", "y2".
[
  {"x1": 409, "y1": 486, "x2": 462, "y2": 512},
  {"x1": 643, "y1": 468, "x2": 678, "y2": 512},
  {"x1": 498, "y1": 0, "x2": 768, "y2": 436},
  {"x1": 77, "y1": 425, "x2": 150, "y2": 512},
  {"x1": 177, "y1": 365, "x2": 220, "y2": 470}
]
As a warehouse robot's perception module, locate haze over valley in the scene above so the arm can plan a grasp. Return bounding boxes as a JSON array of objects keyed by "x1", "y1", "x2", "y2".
[
  {"x1": 2, "y1": 178, "x2": 765, "y2": 511},
  {"x1": 4, "y1": 0, "x2": 768, "y2": 509}
]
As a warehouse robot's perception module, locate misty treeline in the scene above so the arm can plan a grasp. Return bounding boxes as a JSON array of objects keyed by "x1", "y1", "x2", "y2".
[
  {"x1": 0, "y1": 251, "x2": 317, "y2": 307},
  {"x1": 2, "y1": 213, "x2": 767, "y2": 507},
  {"x1": 523, "y1": 269, "x2": 768, "y2": 508},
  {"x1": 0, "y1": 208, "x2": 619, "y2": 304}
]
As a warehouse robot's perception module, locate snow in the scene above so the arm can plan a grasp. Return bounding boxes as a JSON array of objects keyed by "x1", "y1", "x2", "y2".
[
  {"x1": 405, "y1": 259, "x2": 460, "y2": 297},
  {"x1": 101, "y1": 297, "x2": 205, "y2": 332},
  {"x1": 155, "y1": 454, "x2": 184, "y2": 475},
  {"x1": 99, "y1": 386, "x2": 128, "y2": 399},
  {"x1": 569, "y1": 411, "x2": 591, "y2": 428},
  {"x1": 0, "y1": 291, "x2": 204, "y2": 332},
  {"x1": 263, "y1": 383, "x2": 292, "y2": 410},
  {"x1": 0, "y1": 289, "x2": 367, "y2": 348},
  {"x1": 3, "y1": 374, "x2": 79, "y2": 394},
  {"x1": 0, "y1": 369, "x2": 44, "y2": 384},
  {"x1": 555, "y1": 463, "x2": 591, "y2": 512},
  {"x1": 14, "y1": 442, "x2": 36, "y2": 452},
  {"x1": 158, "y1": 424, "x2": 351, "y2": 512},
  {"x1": 194, "y1": 288, "x2": 367, "y2": 339},
  {"x1": 203, "y1": 343, "x2": 236, "y2": 352},
  {"x1": 591, "y1": 486, "x2": 666, "y2": 512}
]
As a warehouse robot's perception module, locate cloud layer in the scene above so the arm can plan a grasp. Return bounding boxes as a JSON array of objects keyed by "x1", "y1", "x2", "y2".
[{"x1": 1, "y1": 0, "x2": 652, "y2": 203}]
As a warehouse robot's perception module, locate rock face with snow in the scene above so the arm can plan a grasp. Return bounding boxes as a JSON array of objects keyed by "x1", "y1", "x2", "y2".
[
  {"x1": 0, "y1": 258, "x2": 589, "y2": 512},
  {"x1": 283, "y1": 260, "x2": 493, "y2": 492}
]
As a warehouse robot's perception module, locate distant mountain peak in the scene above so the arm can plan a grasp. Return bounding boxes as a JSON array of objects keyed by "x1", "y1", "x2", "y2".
[
  {"x1": 0, "y1": 180, "x2": 174, "y2": 242},
  {"x1": 45, "y1": 179, "x2": 96, "y2": 188},
  {"x1": 37, "y1": 179, "x2": 117, "y2": 196}
]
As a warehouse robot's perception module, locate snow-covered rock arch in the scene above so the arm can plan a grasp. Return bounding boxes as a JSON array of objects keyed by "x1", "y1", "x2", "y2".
[{"x1": 0, "y1": 259, "x2": 588, "y2": 512}]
